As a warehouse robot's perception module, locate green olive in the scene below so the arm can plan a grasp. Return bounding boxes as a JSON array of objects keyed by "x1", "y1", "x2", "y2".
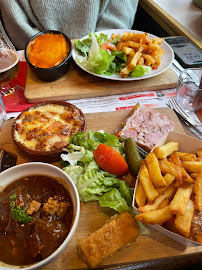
[{"x1": 124, "y1": 137, "x2": 142, "y2": 176}]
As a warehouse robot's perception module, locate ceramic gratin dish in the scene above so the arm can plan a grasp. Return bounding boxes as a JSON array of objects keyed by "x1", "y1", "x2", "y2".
[{"x1": 11, "y1": 101, "x2": 86, "y2": 162}]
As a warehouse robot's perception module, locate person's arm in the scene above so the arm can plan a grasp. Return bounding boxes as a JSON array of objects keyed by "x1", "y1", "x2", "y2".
[
  {"x1": 0, "y1": 0, "x2": 41, "y2": 49},
  {"x1": 96, "y1": 0, "x2": 139, "y2": 31}
]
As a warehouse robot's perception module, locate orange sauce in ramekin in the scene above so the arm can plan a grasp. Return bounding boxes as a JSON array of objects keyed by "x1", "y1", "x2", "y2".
[{"x1": 27, "y1": 33, "x2": 69, "y2": 68}]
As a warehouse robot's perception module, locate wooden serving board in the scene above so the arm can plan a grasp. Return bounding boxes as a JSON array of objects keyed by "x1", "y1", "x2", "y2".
[
  {"x1": 0, "y1": 108, "x2": 183, "y2": 165},
  {"x1": 1, "y1": 108, "x2": 201, "y2": 270},
  {"x1": 24, "y1": 62, "x2": 178, "y2": 103}
]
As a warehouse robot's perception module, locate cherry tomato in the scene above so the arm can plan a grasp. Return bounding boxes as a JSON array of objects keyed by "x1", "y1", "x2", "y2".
[
  {"x1": 100, "y1": 42, "x2": 117, "y2": 52},
  {"x1": 93, "y1": 144, "x2": 129, "y2": 176}
]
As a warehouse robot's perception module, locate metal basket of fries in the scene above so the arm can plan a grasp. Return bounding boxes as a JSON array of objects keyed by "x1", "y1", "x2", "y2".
[{"x1": 132, "y1": 131, "x2": 202, "y2": 246}]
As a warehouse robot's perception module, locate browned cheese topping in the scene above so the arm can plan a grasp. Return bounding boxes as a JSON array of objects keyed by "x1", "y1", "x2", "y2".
[{"x1": 14, "y1": 104, "x2": 85, "y2": 151}]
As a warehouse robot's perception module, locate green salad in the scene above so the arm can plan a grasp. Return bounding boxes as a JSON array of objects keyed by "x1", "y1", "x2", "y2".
[
  {"x1": 74, "y1": 32, "x2": 151, "y2": 77},
  {"x1": 61, "y1": 131, "x2": 134, "y2": 215}
]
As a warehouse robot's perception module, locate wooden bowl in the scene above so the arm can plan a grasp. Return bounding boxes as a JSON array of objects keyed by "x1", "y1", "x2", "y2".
[{"x1": 11, "y1": 101, "x2": 86, "y2": 162}]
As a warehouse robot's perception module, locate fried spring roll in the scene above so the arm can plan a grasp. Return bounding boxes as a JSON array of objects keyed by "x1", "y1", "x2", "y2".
[{"x1": 77, "y1": 212, "x2": 140, "y2": 268}]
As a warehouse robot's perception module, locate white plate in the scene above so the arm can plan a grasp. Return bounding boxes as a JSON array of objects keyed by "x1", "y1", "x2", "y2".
[{"x1": 72, "y1": 29, "x2": 174, "y2": 81}]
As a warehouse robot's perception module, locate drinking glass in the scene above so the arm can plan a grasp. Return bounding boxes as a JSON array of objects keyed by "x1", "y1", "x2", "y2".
[
  {"x1": 176, "y1": 68, "x2": 202, "y2": 112},
  {"x1": 0, "y1": 21, "x2": 24, "y2": 106},
  {"x1": 0, "y1": 94, "x2": 6, "y2": 129}
]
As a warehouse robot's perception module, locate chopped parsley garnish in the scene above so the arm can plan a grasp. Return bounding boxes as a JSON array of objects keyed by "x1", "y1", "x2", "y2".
[
  {"x1": 9, "y1": 194, "x2": 17, "y2": 200},
  {"x1": 10, "y1": 194, "x2": 33, "y2": 224}
]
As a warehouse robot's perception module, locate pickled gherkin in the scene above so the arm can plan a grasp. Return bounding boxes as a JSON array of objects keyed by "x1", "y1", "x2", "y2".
[{"x1": 124, "y1": 137, "x2": 142, "y2": 176}]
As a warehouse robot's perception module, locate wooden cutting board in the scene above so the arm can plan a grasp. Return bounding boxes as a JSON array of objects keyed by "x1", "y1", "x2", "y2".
[
  {"x1": 24, "y1": 61, "x2": 178, "y2": 103},
  {"x1": 1, "y1": 108, "x2": 201, "y2": 270}
]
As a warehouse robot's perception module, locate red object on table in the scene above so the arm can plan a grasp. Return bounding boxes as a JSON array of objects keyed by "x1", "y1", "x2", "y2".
[{"x1": 1, "y1": 61, "x2": 34, "y2": 112}]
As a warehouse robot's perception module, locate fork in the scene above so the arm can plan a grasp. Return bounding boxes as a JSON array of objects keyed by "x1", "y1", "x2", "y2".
[{"x1": 168, "y1": 97, "x2": 202, "y2": 127}]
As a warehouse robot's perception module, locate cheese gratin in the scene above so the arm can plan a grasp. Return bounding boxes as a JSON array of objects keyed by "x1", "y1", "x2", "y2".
[{"x1": 13, "y1": 103, "x2": 85, "y2": 152}]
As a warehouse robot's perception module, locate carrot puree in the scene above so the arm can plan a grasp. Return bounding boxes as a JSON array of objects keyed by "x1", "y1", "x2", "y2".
[{"x1": 27, "y1": 33, "x2": 69, "y2": 68}]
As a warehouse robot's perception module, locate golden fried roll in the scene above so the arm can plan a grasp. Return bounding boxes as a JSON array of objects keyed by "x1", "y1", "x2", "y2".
[{"x1": 77, "y1": 211, "x2": 140, "y2": 268}]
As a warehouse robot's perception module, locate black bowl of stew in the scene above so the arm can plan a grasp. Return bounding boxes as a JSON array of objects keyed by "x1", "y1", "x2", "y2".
[{"x1": 0, "y1": 162, "x2": 80, "y2": 269}]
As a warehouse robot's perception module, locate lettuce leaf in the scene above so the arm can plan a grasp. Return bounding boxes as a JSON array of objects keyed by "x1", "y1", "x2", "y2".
[
  {"x1": 61, "y1": 145, "x2": 94, "y2": 166},
  {"x1": 95, "y1": 33, "x2": 108, "y2": 46},
  {"x1": 63, "y1": 158, "x2": 133, "y2": 205},
  {"x1": 130, "y1": 65, "x2": 152, "y2": 77},
  {"x1": 63, "y1": 165, "x2": 84, "y2": 186},
  {"x1": 118, "y1": 180, "x2": 133, "y2": 206},
  {"x1": 110, "y1": 35, "x2": 121, "y2": 45},
  {"x1": 69, "y1": 130, "x2": 124, "y2": 155},
  {"x1": 104, "y1": 61, "x2": 116, "y2": 76},
  {"x1": 76, "y1": 32, "x2": 115, "y2": 75},
  {"x1": 87, "y1": 32, "x2": 101, "y2": 62},
  {"x1": 112, "y1": 50, "x2": 127, "y2": 63},
  {"x1": 76, "y1": 160, "x2": 120, "y2": 202},
  {"x1": 81, "y1": 37, "x2": 92, "y2": 47},
  {"x1": 75, "y1": 33, "x2": 107, "y2": 57},
  {"x1": 88, "y1": 130, "x2": 125, "y2": 154},
  {"x1": 69, "y1": 131, "x2": 98, "y2": 151},
  {"x1": 99, "y1": 188, "x2": 132, "y2": 214},
  {"x1": 74, "y1": 40, "x2": 90, "y2": 57},
  {"x1": 60, "y1": 145, "x2": 85, "y2": 166}
]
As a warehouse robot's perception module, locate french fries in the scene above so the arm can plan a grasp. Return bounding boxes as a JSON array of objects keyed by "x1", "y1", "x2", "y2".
[
  {"x1": 159, "y1": 159, "x2": 182, "y2": 186},
  {"x1": 138, "y1": 164, "x2": 159, "y2": 201},
  {"x1": 145, "y1": 153, "x2": 167, "y2": 188},
  {"x1": 135, "y1": 181, "x2": 147, "y2": 207},
  {"x1": 181, "y1": 161, "x2": 202, "y2": 173},
  {"x1": 169, "y1": 185, "x2": 193, "y2": 215},
  {"x1": 170, "y1": 152, "x2": 195, "y2": 184},
  {"x1": 174, "y1": 199, "x2": 194, "y2": 238},
  {"x1": 176, "y1": 152, "x2": 197, "y2": 161},
  {"x1": 138, "y1": 185, "x2": 175, "y2": 213},
  {"x1": 196, "y1": 148, "x2": 202, "y2": 159},
  {"x1": 109, "y1": 31, "x2": 165, "y2": 78},
  {"x1": 154, "y1": 142, "x2": 179, "y2": 159},
  {"x1": 156, "y1": 174, "x2": 175, "y2": 194},
  {"x1": 193, "y1": 169, "x2": 202, "y2": 211},
  {"x1": 135, "y1": 206, "x2": 173, "y2": 225},
  {"x1": 134, "y1": 141, "x2": 202, "y2": 243}
]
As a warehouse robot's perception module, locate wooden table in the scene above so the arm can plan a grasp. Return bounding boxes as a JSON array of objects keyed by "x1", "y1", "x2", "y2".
[
  {"x1": 139, "y1": 0, "x2": 202, "y2": 50},
  {"x1": 0, "y1": 108, "x2": 202, "y2": 270},
  {"x1": 1, "y1": 38, "x2": 202, "y2": 268}
]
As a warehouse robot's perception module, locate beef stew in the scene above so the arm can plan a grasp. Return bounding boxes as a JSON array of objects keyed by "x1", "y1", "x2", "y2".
[{"x1": 0, "y1": 175, "x2": 74, "y2": 266}]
